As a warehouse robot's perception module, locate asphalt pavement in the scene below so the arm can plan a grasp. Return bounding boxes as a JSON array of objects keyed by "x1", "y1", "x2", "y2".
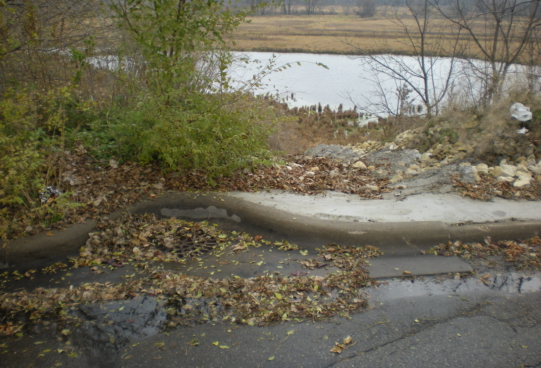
[{"x1": 1, "y1": 190, "x2": 540, "y2": 367}]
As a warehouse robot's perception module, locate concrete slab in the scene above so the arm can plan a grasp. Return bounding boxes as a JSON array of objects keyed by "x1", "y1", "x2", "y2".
[
  {"x1": 367, "y1": 255, "x2": 473, "y2": 278},
  {"x1": 2, "y1": 191, "x2": 541, "y2": 270},
  {"x1": 227, "y1": 190, "x2": 541, "y2": 224}
]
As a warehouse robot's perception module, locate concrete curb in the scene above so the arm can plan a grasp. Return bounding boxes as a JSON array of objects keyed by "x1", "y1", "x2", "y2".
[{"x1": 2, "y1": 191, "x2": 541, "y2": 269}]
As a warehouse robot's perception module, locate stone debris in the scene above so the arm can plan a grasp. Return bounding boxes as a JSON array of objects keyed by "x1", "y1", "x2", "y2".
[{"x1": 305, "y1": 143, "x2": 541, "y2": 197}]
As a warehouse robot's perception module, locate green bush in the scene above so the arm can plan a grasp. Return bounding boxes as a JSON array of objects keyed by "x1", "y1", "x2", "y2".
[{"x1": 105, "y1": 0, "x2": 278, "y2": 176}]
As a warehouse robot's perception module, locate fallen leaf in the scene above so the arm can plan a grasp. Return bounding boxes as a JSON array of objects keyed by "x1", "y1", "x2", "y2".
[
  {"x1": 268, "y1": 356, "x2": 275, "y2": 360},
  {"x1": 330, "y1": 344, "x2": 344, "y2": 353}
]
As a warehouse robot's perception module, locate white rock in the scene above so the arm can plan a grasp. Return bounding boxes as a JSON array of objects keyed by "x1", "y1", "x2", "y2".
[
  {"x1": 527, "y1": 164, "x2": 541, "y2": 175},
  {"x1": 517, "y1": 164, "x2": 529, "y2": 173},
  {"x1": 497, "y1": 176, "x2": 515, "y2": 182},
  {"x1": 476, "y1": 163, "x2": 489, "y2": 175},
  {"x1": 390, "y1": 174, "x2": 404, "y2": 183},
  {"x1": 510, "y1": 102, "x2": 532, "y2": 122},
  {"x1": 517, "y1": 127, "x2": 529, "y2": 135},
  {"x1": 500, "y1": 164, "x2": 517, "y2": 177},
  {"x1": 491, "y1": 166, "x2": 503, "y2": 177},
  {"x1": 514, "y1": 177, "x2": 532, "y2": 188},
  {"x1": 352, "y1": 161, "x2": 367, "y2": 169},
  {"x1": 517, "y1": 171, "x2": 532, "y2": 180}
]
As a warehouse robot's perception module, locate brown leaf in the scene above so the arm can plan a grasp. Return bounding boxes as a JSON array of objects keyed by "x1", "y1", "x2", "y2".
[{"x1": 330, "y1": 344, "x2": 344, "y2": 353}]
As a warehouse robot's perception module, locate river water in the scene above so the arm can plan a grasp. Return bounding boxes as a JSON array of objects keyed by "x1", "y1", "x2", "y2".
[
  {"x1": 228, "y1": 52, "x2": 534, "y2": 113},
  {"x1": 89, "y1": 52, "x2": 536, "y2": 114}
]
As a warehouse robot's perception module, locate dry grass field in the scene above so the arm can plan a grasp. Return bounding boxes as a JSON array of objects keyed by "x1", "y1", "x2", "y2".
[
  {"x1": 229, "y1": 7, "x2": 530, "y2": 61},
  {"x1": 230, "y1": 13, "x2": 423, "y2": 54}
]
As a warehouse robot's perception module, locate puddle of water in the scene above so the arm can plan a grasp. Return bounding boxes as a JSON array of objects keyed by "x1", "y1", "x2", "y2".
[
  {"x1": 73, "y1": 296, "x2": 167, "y2": 343},
  {"x1": 68, "y1": 294, "x2": 231, "y2": 365},
  {"x1": 369, "y1": 272, "x2": 541, "y2": 302}
]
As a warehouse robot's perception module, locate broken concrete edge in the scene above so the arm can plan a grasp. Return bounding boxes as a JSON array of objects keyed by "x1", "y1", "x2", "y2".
[{"x1": 1, "y1": 191, "x2": 540, "y2": 270}]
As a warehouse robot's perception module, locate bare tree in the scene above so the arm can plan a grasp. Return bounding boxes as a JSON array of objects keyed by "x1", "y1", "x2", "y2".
[
  {"x1": 355, "y1": 0, "x2": 377, "y2": 18},
  {"x1": 305, "y1": 0, "x2": 321, "y2": 14},
  {"x1": 282, "y1": 0, "x2": 297, "y2": 14},
  {"x1": 432, "y1": 0, "x2": 541, "y2": 105},
  {"x1": 347, "y1": 0, "x2": 462, "y2": 117}
]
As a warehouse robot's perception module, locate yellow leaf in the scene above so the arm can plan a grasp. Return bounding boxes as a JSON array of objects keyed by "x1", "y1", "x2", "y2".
[
  {"x1": 286, "y1": 330, "x2": 294, "y2": 336},
  {"x1": 275, "y1": 292, "x2": 283, "y2": 300},
  {"x1": 343, "y1": 336, "x2": 353, "y2": 345},
  {"x1": 330, "y1": 344, "x2": 344, "y2": 353},
  {"x1": 268, "y1": 356, "x2": 275, "y2": 360},
  {"x1": 219, "y1": 345, "x2": 229, "y2": 349},
  {"x1": 212, "y1": 341, "x2": 219, "y2": 346}
]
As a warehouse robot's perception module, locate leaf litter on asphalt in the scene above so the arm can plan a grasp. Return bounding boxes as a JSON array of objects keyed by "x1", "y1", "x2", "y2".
[
  {"x1": 430, "y1": 236, "x2": 541, "y2": 270},
  {"x1": 0, "y1": 213, "x2": 382, "y2": 337}
]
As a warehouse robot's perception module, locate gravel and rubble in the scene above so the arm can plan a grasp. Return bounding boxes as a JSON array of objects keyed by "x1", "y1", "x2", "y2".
[{"x1": 305, "y1": 141, "x2": 541, "y2": 200}]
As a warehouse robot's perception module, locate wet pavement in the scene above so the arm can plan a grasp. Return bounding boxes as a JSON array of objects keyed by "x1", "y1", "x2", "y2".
[
  {"x1": 1, "y1": 266, "x2": 540, "y2": 368},
  {"x1": 1, "y1": 239, "x2": 540, "y2": 368},
  {"x1": 1, "y1": 189, "x2": 541, "y2": 367}
]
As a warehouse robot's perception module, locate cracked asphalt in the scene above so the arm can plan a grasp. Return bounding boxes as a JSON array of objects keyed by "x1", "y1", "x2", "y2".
[{"x1": 2, "y1": 268, "x2": 540, "y2": 368}]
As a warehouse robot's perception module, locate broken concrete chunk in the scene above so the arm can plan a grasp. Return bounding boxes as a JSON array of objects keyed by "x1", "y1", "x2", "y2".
[
  {"x1": 497, "y1": 176, "x2": 515, "y2": 182},
  {"x1": 352, "y1": 161, "x2": 367, "y2": 169},
  {"x1": 514, "y1": 172, "x2": 532, "y2": 187},
  {"x1": 499, "y1": 164, "x2": 518, "y2": 177},
  {"x1": 390, "y1": 174, "x2": 404, "y2": 183},
  {"x1": 476, "y1": 163, "x2": 489, "y2": 175}
]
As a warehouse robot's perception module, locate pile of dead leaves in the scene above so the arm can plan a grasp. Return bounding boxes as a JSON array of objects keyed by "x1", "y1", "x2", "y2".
[
  {"x1": 0, "y1": 214, "x2": 381, "y2": 335},
  {"x1": 453, "y1": 174, "x2": 541, "y2": 201},
  {"x1": 75, "y1": 214, "x2": 236, "y2": 267},
  {"x1": 429, "y1": 236, "x2": 541, "y2": 269},
  {"x1": 167, "y1": 155, "x2": 391, "y2": 199}
]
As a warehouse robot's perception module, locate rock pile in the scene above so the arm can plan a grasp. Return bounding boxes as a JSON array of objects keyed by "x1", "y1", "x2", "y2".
[{"x1": 479, "y1": 158, "x2": 541, "y2": 188}]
